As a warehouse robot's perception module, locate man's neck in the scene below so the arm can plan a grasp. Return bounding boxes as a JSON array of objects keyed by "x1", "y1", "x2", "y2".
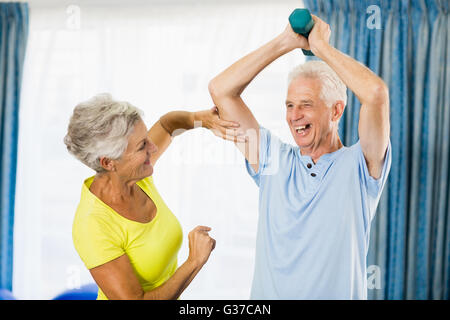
[{"x1": 299, "y1": 132, "x2": 343, "y2": 164}]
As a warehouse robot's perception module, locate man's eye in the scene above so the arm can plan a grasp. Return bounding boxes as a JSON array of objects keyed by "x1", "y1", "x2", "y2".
[{"x1": 287, "y1": 104, "x2": 293, "y2": 108}]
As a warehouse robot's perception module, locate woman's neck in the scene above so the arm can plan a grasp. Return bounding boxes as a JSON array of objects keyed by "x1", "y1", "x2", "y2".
[{"x1": 90, "y1": 172, "x2": 139, "y2": 204}]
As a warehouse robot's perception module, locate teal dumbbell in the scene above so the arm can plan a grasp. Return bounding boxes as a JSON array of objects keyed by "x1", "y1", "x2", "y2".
[{"x1": 288, "y1": 9, "x2": 315, "y2": 56}]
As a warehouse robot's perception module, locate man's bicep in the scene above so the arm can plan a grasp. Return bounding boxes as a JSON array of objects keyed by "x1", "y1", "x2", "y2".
[
  {"x1": 211, "y1": 95, "x2": 261, "y2": 173},
  {"x1": 89, "y1": 254, "x2": 144, "y2": 300},
  {"x1": 358, "y1": 99, "x2": 390, "y2": 179}
]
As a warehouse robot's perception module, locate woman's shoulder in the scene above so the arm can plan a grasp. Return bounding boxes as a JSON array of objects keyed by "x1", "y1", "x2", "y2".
[
  {"x1": 73, "y1": 201, "x2": 116, "y2": 233},
  {"x1": 73, "y1": 177, "x2": 122, "y2": 230},
  {"x1": 76, "y1": 179, "x2": 107, "y2": 214}
]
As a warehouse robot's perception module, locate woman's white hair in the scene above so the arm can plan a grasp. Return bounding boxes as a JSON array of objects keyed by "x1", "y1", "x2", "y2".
[
  {"x1": 64, "y1": 93, "x2": 144, "y2": 173},
  {"x1": 287, "y1": 60, "x2": 347, "y2": 107}
]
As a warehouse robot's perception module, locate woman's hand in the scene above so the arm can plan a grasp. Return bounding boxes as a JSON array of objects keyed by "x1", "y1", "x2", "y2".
[
  {"x1": 194, "y1": 107, "x2": 247, "y2": 143},
  {"x1": 187, "y1": 226, "x2": 216, "y2": 268}
]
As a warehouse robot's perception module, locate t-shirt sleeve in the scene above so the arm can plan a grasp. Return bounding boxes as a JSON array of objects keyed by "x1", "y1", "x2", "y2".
[
  {"x1": 73, "y1": 214, "x2": 125, "y2": 270},
  {"x1": 244, "y1": 126, "x2": 282, "y2": 186},
  {"x1": 355, "y1": 139, "x2": 392, "y2": 221},
  {"x1": 356, "y1": 140, "x2": 392, "y2": 197}
]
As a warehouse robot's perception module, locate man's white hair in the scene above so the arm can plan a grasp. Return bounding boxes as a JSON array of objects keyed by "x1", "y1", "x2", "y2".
[
  {"x1": 287, "y1": 60, "x2": 347, "y2": 107},
  {"x1": 64, "y1": 93, "x2": 144, "y2": 173}
]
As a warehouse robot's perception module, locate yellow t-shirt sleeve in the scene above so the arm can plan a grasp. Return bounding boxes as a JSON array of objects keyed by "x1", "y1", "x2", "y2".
[{"x1": 73, "y1": 214, "x2": 125, "y2": 270}]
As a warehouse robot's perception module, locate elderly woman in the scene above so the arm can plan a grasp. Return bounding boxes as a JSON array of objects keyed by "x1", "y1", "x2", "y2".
[{"x1": 64, "y1": 93, "x2": 243, "y2": 300}]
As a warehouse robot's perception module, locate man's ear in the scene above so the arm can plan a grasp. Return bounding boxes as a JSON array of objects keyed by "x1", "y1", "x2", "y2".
[
  {"x1": 99, "y1": 157, "x2": 116, "y2": 172},
  {"x1": 332, "y1": 101, "x2": 345, "y2": 122}
]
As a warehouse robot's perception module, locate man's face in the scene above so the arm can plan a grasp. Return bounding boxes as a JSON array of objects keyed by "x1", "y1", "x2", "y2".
[{"x1": 285, "y1": 76, "x2": 336, "y2": 149}]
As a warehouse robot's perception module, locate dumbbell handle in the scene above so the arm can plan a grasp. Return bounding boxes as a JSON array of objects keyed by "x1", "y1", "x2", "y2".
[{"x1": 288, "y1": 9, "x2": 315, "y2": 56}]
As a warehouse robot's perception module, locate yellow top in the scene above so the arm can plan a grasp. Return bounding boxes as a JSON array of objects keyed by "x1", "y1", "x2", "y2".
[{"x1": 72, "y1": 175, "x2": 183, "y2": 300}]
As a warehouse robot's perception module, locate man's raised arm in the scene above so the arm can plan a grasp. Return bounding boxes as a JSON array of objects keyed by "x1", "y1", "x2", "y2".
[
  {"x1": 308, "y1": 15, "x2": 390, "y2": 179},
  {"x1": 208, "y1": 25, "x2": 310, "y2": 173}
]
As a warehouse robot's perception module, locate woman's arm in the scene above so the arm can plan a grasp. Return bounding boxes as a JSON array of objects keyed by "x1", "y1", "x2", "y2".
[
  {"x1": 148, "y1": 109, "x2": 244, "y2": 166},
  {"x1": 147, "y1": 111, "x2": 192, "y2": 167},
  {"x1": 89, "y1": 226, "x2": 216, "y2": 300}
]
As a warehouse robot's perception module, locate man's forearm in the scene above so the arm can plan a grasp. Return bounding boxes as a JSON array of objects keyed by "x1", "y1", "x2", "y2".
[
  {"x1": 314, "y1": 42, "x2": 388, "y2": 105},
  {"x1": 209, "y1": 32, "x2": 293, "y2": 97}
]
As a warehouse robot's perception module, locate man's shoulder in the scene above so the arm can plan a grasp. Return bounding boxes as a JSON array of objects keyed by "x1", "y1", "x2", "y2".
[
  {"x1": 260, "y1": 126, "x2": 297, "y2": 151},
  {"x1": 262, "y1": 128, "x2": 299, "y2": 165},
  {"x1": 345, "y1": 139, "x2": 361, "y2": 151}
]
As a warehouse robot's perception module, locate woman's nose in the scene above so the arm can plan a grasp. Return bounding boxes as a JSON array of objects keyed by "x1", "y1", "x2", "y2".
[{"x1": 148, "y1": 141, "x2": 158, "y2": 154}]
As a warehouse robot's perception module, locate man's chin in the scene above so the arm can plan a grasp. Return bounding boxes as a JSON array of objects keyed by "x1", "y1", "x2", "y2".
[
  {"x1": 296, "y1": 143, "x2": 310, "y2": 149},
  {"x1": 294, "y1": 136, "x2": 313, "y2": 148},
  {"x1": 290, "y1": 129, "x2": 313, "y2": 147}
]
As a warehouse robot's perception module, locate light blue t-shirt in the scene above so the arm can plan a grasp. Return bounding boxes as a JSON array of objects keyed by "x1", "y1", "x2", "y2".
[{"x1": 245, "y1": 127, "x2": 391, "y2": 300}]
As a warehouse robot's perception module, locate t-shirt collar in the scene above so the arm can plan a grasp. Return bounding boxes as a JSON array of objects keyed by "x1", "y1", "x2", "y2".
[{"x1": 298, "y1": 145, "x2": 346, "y2": 167}]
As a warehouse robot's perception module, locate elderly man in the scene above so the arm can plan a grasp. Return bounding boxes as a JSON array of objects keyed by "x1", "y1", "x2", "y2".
[{"x1": 208, "y1": 15, "x2": 391, "y2": 299}]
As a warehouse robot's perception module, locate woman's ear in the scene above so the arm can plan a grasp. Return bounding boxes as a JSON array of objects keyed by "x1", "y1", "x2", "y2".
[{"x1": 99, "y1": 157, "x2": 116, "y2": 172}]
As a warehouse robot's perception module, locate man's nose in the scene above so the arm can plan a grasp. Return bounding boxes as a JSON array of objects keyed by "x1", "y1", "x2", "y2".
[{"x1": 290, "y1": 106, "x2": 304, "y2": 121}]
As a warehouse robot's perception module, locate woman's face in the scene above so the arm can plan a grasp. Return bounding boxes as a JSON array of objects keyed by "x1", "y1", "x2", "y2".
[{"x1": 114, "y1": 120, "x2": 157, "y2": 181}]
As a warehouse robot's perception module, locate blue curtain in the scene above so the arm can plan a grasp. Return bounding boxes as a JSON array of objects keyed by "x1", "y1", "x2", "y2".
[
  {"x1": 0, "y1": 2, "x2": 29, "y2": 291},
  {"x1": 304, "y1": 0, "x2": 449, "y2": 299}
]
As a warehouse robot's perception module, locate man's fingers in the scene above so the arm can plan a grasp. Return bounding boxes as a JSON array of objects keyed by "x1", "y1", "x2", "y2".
[
  {"x1": 311, "y1": 14, "x2": 328, "y2": 29},
  {"x1": 311, "y1": 14, "x2": 321, "y2": 23}
]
